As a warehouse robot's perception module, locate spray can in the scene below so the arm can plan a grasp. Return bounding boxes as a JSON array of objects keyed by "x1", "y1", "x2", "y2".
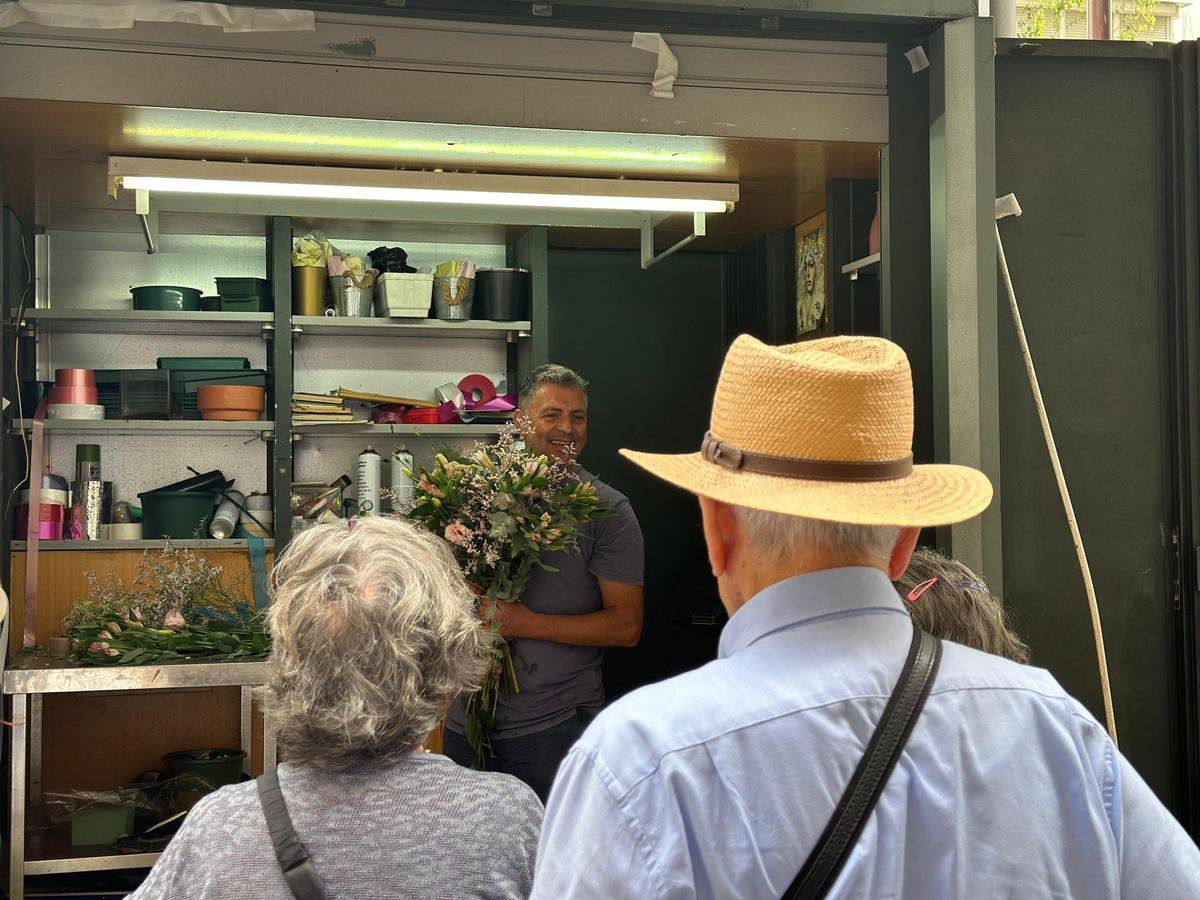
[
  {"x1": 210, "y1": 490, "x2": 246, "y2": 540},
  {"x1": 76, "y1": 444, "x2": 101, "y2": 484},
  {"x1": 356, "y1": 446, "x2": 382, "y2": 516},
  {"x1": 391, "y1": 445, "x2": 415, "y2": 513}
]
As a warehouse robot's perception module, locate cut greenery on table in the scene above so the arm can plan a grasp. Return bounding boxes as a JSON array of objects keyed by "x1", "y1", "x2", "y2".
[{"x1": 62, "y1": 545, "x2": 268, "y2": 666}]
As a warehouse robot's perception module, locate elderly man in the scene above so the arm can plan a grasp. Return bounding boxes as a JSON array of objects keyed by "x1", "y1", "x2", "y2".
[
  {"x1": 532, "y1": 335, "x2": 1200, "y2": 898},
  {"x1": 443, "y1": 364, "x2": 645, "y2": 801}
]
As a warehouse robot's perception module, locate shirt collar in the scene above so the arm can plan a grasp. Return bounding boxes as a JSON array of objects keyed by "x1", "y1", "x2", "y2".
[{"x1": 718, "y1": 567, "x2": 909, "y2": 659}]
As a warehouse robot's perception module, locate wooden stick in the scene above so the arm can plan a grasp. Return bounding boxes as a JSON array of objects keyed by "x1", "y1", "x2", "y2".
[{"x1": 995, "y1": 221, "x2": 1117, "y2": 744}]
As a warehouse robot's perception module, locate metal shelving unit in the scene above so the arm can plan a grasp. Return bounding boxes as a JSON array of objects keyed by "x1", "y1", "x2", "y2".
[
  {"x1": 19, "y1": 308, "x2": 273, "y2": 336},
  {"x1": 11, "y1": 419, "x2": 273, "y2": 436},
  {"x1": 4, "y1": 659, "x2": 276, "y2": 890},
  {"x1": 293, "y1": 422, "x2": 506, "y2": 438},
  {"x1": 292, "y1": 316, "x2": 530, "y2": 339},
  {"x1": 841, "y1": 253, "x2": 881, "y2": 281},
  {"x1": 11, "y1": 539, "x2": 274, "y2": 551}
]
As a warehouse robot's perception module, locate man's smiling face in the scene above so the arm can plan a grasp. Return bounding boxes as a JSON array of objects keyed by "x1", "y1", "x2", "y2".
[{"x1": 518, "y1": 383, "x2": 588, "y2": 464}]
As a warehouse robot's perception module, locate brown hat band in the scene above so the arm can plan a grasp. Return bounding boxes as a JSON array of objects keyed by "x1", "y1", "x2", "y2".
[{"x1": 701, "y1": 431, "x2": 914, "y2": 482}]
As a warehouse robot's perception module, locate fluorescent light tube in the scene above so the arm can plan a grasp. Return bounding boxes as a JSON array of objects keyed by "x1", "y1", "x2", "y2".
[{"x1": 119, "y1": 175, "x2": 731, "y2": 214}]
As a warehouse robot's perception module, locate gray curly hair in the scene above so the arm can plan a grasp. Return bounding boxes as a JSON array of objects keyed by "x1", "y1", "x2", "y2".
[
  {"x1": 264, "y1": 517, "x2": 487, "y2": 768},
  {"x1": 895, "y1": 547, "x2": 1030, "y2": 663}
]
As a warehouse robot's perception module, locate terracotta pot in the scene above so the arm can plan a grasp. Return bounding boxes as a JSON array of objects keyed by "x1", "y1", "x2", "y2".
[{"x1": 196, "y1": 385, "x2": 265, "y2": 422}]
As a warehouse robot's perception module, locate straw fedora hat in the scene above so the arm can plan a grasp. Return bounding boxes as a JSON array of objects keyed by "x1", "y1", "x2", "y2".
[{"x1": 621, "y1": 334, "x2": 992, "y2": 528}]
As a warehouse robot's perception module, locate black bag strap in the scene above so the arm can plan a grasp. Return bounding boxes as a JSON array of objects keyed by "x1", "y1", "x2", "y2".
[
  {"x1": 256, "y1": 771, "x2": 330, "y2": 900},
  {"x1": 784, "y1": 621, "x2": 942, "y2": 900}
]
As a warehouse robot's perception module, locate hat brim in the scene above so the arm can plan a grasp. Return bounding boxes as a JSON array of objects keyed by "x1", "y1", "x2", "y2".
[{"x1": 620, "y1": 449, "x2": 992, "y2": 528}]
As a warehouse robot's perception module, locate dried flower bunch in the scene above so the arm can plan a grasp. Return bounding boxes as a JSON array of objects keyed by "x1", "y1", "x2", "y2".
[
  {"x1": 62, "y1": 544, "x2": 268, "y2": 666},
  {"x1": 405, "y1": 424, "x2": 610, "y2": 765}
]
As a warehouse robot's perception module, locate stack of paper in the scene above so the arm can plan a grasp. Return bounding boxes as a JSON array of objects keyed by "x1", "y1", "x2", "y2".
[{"x1": 292, "y1": 392, "x2": 366, "y2": 424}]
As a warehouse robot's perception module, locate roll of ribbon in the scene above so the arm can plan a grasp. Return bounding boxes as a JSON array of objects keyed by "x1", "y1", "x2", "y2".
[
  {"x1": 54, "y1": 368, "x2": 95, "y2": 387},
  {"x1": 457, "y1": 374, "x2": 497, "y2": 406},
  {"x1": 48, "y1": 386, "x2": 99, "y2": 406}
]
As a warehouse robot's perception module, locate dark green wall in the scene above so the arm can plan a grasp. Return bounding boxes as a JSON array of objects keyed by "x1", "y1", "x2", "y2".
[
  {"x1": 996, "y1": 51, "x2": 1185, "y2": 814},
  {"x1": 546, "y1": 248, "x2": 728, "y2": 697}
]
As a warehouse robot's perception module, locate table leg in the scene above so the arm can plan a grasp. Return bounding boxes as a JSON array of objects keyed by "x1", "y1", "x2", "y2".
[
  {"x1": 28, "y1": 694, "x2": 42, "y2": 805},
  {"x1": 239, "y1": 686, "x2": 252, "y2": 777},
  {"x1": 10, "y1": 693, "x2": 27, "y2": 900}
]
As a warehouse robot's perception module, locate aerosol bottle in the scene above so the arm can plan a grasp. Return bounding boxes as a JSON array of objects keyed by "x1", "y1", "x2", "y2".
[
  {"x1": 210, "y1": 490, "x2": 246, "y2": 540},
  {"x1": 391, "y1": 445, "x2": 415, "y2": 513},
  {"x1": 356, "y1": 446, "x2": 382, "y2": 516}
]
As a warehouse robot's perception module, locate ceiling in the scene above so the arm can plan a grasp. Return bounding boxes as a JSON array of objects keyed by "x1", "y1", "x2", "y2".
[{"x1": 0, "y1": 99, "x2": 881, "y2": 251}]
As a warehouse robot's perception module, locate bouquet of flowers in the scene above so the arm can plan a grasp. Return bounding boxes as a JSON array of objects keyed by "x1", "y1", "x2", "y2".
[
  {"x1": 62, "y1": 545, "x2": 269, "y2": 666},
  {"x1": 404, "y1": 425, "x2": 609, "y2": 766}
]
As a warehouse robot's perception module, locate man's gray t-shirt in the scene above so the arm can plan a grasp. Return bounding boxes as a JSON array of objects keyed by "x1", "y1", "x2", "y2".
[
  {"x1": 448, "y1": 470, "x2": 645, "y2": 739},
  {"x1": 130, "y1": 754, "x2": 542, "y2": 899}
]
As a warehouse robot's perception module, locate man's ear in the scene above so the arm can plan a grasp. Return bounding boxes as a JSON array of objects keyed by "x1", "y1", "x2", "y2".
[
  {"x1": 888, "y1": 527, "x2": 922, "y2": 581},
  {"x1": 700, "y1": 496, "x2": 737, "y2": 578}
]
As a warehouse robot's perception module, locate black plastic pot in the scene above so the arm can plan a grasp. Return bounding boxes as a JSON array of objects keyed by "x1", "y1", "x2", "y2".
[
  {"x1": 476, "y1": 269, "x2": 531, "y2": 321},
  {"x1": 149, "y1": 469, "x2": 232, "y2": 494}
]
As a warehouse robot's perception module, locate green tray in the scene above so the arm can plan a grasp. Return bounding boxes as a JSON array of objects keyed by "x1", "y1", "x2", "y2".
[
  {"x1": 157, "y1": 357, "x2": 250, "y2": 370},
  {"x1": 219, "y1": 296, "x2": 270, "y2": 312},
  {"x1": 215, "y1": 277, "x2": 270, "y2": 301}
]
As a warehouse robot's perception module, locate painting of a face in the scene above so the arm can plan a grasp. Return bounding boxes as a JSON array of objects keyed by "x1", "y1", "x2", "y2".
[{"x1": 796, "y1": 213, "x2": 827, "y2": 336}]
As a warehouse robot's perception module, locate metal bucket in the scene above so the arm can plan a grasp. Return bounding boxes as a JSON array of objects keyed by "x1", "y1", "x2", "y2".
[
  {"x1": 330, "y1": 273, "x2": 376, "y2": 317},
  {"x1": 292, "y1": 266, "x2": 326, "y2": 316},
  {"x1": 432, "y1": 276, "x2": 475, "y2": 321}
]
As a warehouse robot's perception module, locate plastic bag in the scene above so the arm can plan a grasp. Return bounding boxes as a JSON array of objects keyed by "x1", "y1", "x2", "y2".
[{"x1": 368, "y1": 246, "x2": 417, "y2": 274}]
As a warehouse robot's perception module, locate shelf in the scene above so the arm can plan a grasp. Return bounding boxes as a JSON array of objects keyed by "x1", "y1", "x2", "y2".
[
  {"x1": 292, "y1": 316, "x2": 530, "y2": 339},
  {"x1": 18, "y1": 308, "x2": 273, "y2": 336},
  {"x1": 24, "y1": 849, "x2": 161, "y2": 876},
  {"x1": 11, "y1": 419, "x2": 274, "y2": 436},
  {"x1": 3, "y1": 658, "x2": 270, "y2": 695},
  {"x1": 841, "y1": 253, "x2": 881, "y2": 280},
  {"x1": 11, "y1": 539, "x2": 274, "y2": 552},
  {"x1": 293, "y1": 423, "x2": 504, "y2": 438}
]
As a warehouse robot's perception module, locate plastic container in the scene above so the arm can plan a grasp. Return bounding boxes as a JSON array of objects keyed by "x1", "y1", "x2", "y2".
[
  {"x1": 120, "y1": 370, "x2": 175, "y2": 420},
  {"x1": 71, "y1": 804, "x2": 134, "y2": 847},
  {"x1": 219, "y1": 295, "x2": 269, "y2": 312},
  {"x1": 374, "y1": 273, "x2": 434, "y2": 318},
  {"x1": 293, "y1": 265, "x2": 326, "y2": 315},
  {"x1": 163, "y1": 749, "x2": 247, "y2": 791},
  {"x1": 151, "y1": 469, "x2": 231, "y2": 494},
  {"x1": 157, "y1": 357, "x2": 250, "y2": 370},
  {"x1": 197, "y1": 385, "x2": 265, "y2": 421},
  {"x1": 138, "y1": 490, "x2": 217, "y2": 539},
  {"x1": 476, "y1": 269, "x2": 531, "y2": 321},
  {"x1": 215, "y1": 277, "x2": 270, "y2": 300},
  {"x1": 432, "y1": 276, "x2": 475, "y2": 321},
  {"x1": 131, "y1": 286, "x2": 202, "y2": 311},
  {"x1": 200, "y1": 296, "x2": 221, "y2": 312}
]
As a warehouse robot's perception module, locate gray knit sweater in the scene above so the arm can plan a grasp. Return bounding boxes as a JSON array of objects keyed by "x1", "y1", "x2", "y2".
[{"x1": 130, "y1": 753, "x2": 543, "y2": 899}]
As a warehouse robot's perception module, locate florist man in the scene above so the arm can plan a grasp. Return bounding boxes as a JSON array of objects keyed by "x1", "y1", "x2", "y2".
[{"x1": 443, "y1": 364, "x2": 645, "y2": 801}]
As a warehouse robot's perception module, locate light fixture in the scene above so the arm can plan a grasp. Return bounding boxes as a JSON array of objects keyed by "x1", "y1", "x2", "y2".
[
  {"x1": 109, "y1": 157, "x2": 737, "y2": 268},
  {"x1": 109, "y1": 157, "x2": 736, "y2": 214}
]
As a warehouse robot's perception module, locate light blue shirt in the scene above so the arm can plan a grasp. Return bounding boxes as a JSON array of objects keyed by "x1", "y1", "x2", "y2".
[{"x1": 532, "y1": 567, "x2": 1200, "y2": 898}]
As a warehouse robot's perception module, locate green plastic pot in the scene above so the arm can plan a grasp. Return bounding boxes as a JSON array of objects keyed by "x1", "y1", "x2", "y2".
[
  {"x1": 164, "y1": 749, "x2": 246, "y2": 789},
  {"x1": 138, "y1": 490, "x2": 217, "y2": 539},
  {"x1": 131, "y1": 286, "x2": 202, "y2": 311}
]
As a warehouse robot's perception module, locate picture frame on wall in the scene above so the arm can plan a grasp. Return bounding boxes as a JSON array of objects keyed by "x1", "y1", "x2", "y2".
[{"x1": 795, "y1": 211, "x2": 827, "y2": 338}]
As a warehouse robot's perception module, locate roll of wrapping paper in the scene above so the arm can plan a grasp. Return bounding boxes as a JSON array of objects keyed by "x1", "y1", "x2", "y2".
[
  {"x1": 69, "y1": 481, "x2": 112, "y2": 541},
  {"x1": 458, "y1": 374, "x2": 498, "y2": 405}
]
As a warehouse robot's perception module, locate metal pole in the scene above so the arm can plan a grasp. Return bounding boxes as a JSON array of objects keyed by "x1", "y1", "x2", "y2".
[
  {"x1": 993, "y1": 0, "x2": 1018, "y2": 38},
  {"x1": 1088, "y1": 0, "x2": 1111, "y2": 40}
]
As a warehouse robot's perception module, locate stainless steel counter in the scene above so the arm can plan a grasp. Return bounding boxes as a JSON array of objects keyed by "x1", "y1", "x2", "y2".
[{"x1": 5, "y1": 658, "x2": 276, "y2": 898}]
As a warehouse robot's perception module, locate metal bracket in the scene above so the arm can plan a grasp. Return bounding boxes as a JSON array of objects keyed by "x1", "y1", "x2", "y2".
[
  {"x1": 641, "y1": 211, "x2": 706, "y2": 270},
  {"x1": 260, "y1": 323, "x2": 276, "y2": 341},
  {"x1": 135, "y1": 189, "x2": 158, "y2": 255}
]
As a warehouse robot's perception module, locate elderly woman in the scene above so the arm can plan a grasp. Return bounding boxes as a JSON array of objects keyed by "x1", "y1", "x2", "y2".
[
  {"x1": 895, "y1": 546, "x2": 1031, "y2": 663},
  {"x1": 132, "y1": 517, "x2": 543, "y2": 899}
]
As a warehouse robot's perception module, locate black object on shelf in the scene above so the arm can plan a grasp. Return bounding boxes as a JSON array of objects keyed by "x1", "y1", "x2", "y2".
[
  {"x1": 148, "y1": 469, "x2": 232, "y2": 495},
  {"x1": 477, "y1": 269, "x2": 532, "y2": 321}
]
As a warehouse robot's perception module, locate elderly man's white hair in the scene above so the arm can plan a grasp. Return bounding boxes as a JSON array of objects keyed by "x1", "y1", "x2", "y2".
[
  {"x1": 264, "y1": 516, "x2": 486, "y2": 769},
  {"x1": 734, "y1": 506, "x2": 899, "y2": 562}
]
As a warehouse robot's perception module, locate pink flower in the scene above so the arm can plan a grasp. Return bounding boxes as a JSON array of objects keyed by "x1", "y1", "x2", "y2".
[
  {"x1": 418, "y1": 476, "x2": 446, "y2": 500},
  {"x1": 107, "y1": 621, "x2": 122, "y2": 635},
  {"x1": 444, "y1": 522, "x2": 473, "y2": 546},
  {"x1": 98, "y1": 630, "x2": 112, "y2": 640},
  {"x1": 531, "y1": 533, "x2": 543, "y2": 543},
  {"x1": 129, "y1": 608, "x2": 143, "y2": 621},
  {"x1": 88, "y1": 641, "x2": 108, "y2": 653},
  {"x1": 540, "y1": 512, "x2": 552, "y2": 525},
  {"x1": 163, "y1": 610, "x2": 186, "y2": 631},
  {"x1": 105, "y1": 647, "x2": 120, "y2": 657},
  {"x1": 524, "y1": 459, "x2": 542, "y2": 475}
]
